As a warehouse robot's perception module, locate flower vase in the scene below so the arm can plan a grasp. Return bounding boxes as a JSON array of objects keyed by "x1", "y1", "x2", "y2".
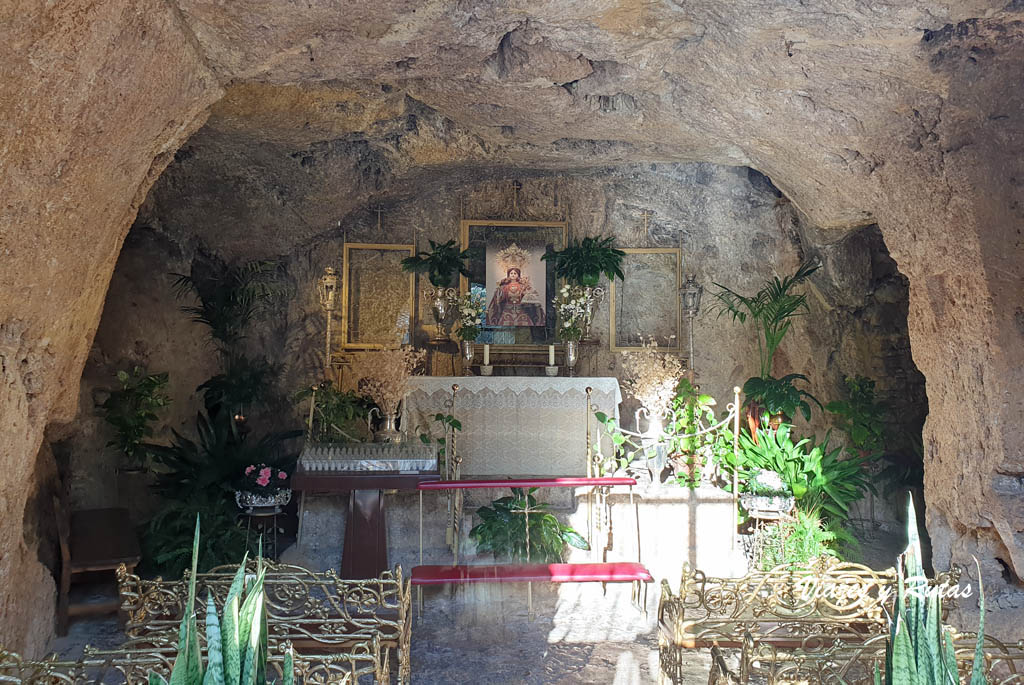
[
  {"x1": 424, "y1": 286, "x2": 457, "y2": 342},
  {"x1": 373, "y1": 411, "x2": 403, "y2": 443},
  {"x1": 581, "y1": 286, "x2": 604, "y2": 342},
  {"x1": 461, "y1": 340, "x2": 474, "y2": 375},
  {"x1": 565, "y1": 340, "x2": 579, "y2": 377}
]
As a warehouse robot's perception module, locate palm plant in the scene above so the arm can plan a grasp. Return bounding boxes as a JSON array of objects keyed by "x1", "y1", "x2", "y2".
[
  {"x1": 400, "y1": 239, "x2": 473, "y2": 288},
  {"x1": 172, "y1": 253, "x2": 287, "y2": 352},
  {"x1": 542, "y1": 235, "x2": 625, "y2": 286},
  {"x1": 711, "y1": 260, "x2": 819, "y2": 379}
]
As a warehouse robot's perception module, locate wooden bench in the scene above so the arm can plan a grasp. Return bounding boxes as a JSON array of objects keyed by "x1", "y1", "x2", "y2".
[{"x1": 117, "y1": 560, "x2": 410, "y2": 684}]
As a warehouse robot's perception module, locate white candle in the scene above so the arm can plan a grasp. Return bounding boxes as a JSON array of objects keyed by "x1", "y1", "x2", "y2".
[
  {"x1": 548, "y1": 345, "x2": 555, "y2": 366},
  {"x1": 483, "y1": 344, "x2": 490, "y2": 366}
]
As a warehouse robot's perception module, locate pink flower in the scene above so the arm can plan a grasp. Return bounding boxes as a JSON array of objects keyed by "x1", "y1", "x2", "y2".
[
  {"x1": 256, "y1": 474, "x2": 271, "y2": 487},
  {"x1": 259, "y1": 466, "x2": 271, "y2": 479},
  {"x1": 245, "y1": 465, "x2": 255, "y2": 475},
  {"x1": 277, "y1": 471, "x2": 287, "y2": 480}
]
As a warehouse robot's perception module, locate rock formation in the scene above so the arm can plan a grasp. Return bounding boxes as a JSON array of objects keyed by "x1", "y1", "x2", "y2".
[{"x1": 1, "y1": 0, "x2": 1022, "y2": 654}]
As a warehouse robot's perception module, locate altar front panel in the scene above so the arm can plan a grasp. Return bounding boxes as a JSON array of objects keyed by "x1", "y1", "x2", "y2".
[{"x1": 402, "y1": 377, "x2": 622, "y2": 476}]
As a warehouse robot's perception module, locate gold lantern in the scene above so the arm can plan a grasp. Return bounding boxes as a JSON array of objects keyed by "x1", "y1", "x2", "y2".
[{"x1": 318, "y1": 267, "x2": 340, "y2": 373}]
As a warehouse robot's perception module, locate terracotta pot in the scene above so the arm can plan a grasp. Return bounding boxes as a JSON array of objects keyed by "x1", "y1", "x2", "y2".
[{"x1": 744, "y1": 400, "x2": 790, "y2": 443}]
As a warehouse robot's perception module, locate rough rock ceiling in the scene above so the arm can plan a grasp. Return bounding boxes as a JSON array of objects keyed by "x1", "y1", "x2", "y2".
[{"x1": 162, "y1": 0, "x2": 1014, "y2": 234}]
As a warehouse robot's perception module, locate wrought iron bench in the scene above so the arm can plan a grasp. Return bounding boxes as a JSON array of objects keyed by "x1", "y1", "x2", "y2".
[
  {"x1": 116, "y1": 560, "x2": 410, "y2": 684},
  {"x1": 0, "y1": 637, "x2": 386, "y2": 684},
  {"x1": 657, "y1": 558, "x2": 911, "y2": 684},
  {"x1": 708, "y1": 630, "x2": 1024, "y2": 684}
]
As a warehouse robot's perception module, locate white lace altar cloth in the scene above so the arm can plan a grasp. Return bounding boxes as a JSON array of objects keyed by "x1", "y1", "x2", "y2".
[{"x1": 402, "y1": 377, "x2": 622, "y2": 476}]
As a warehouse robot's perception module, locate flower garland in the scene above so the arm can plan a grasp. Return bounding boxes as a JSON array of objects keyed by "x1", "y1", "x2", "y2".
[{"x1": 456, "y1": 291, "x2": 486, "y2": 342}]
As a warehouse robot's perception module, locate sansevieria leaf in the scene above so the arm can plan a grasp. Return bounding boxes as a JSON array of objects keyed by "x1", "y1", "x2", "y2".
[
  {"x1": 222, "y1": 559, "x2": 247, "y2": 685},
  {"x1": 203, "y1": 592, "x2": 226, "y2": 685}
]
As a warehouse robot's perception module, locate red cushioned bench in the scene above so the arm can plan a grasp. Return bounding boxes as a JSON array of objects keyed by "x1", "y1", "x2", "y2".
[
  {"x1": 411, "y1": 562, "x2": 653, "y2": 585},
  {"x1": 416, "y1": 477, "x2": 638, "y2": 490}
]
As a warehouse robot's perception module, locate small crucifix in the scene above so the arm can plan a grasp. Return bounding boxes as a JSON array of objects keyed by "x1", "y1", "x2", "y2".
[
  {"x1": 512, "y1": 180, "x2": 522, "y2": 215},
  {"x1": 374, "y1": 205, "x2": 385, "y2": 232},
  {"x1": 640, "y1": 209, "x2": 653, "y2": 239}
]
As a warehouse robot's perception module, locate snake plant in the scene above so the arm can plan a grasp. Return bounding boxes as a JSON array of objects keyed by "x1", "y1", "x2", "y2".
[
  {"x1": 877, "y1": 497, "x2": 986, "y2": 684},
  {"x1": 149, "y1": 517, "x2": 293, "y2": 685}
]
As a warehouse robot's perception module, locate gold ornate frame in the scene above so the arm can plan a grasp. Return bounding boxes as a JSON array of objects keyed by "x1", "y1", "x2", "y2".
[
  {"x1": 609, "y1": 247, "x2": 681, "y2": 351},
  {"x1": 341, "y1": 242, "x2": 416, "y2": 350},
  {"x1": 458, "y1": 219, "x2": 568, "y2": 347}
]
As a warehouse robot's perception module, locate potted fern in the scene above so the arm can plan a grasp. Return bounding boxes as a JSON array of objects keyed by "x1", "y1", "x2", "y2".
[
  {"x1": 401, "y1": 239, "x2": 474, "y2": 338},
  {"x1": 542, "y1": 235, "x2": 625, "y2": 287}
]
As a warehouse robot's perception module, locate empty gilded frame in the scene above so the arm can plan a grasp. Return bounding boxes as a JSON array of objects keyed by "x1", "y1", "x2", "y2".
[
  {"x1": 609, "y1": 248, "x2": 681, "y2": 351},
  {"x1": 341, "y1": 243, "x2": 415, "y2": 349}
]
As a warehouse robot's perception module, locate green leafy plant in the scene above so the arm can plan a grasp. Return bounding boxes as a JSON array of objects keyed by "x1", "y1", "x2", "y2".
[
  {"x1": 826, "y1": 375, "x2": 887, "y2": 456},
  {"x1": 198, "y1": 353, "x2": 282, "y2": 419},
  {"x1": 172, "y1": 254, "x2": 287, "y2": 351},
  {"x1": 147, "y1": 411, "x2": 300, "y2": 502},
  {"x1": 400, "y1": 239, "x2": 474, "y2": 288},
  {"x1": 469, "y1": 488, "x2": 589, "y2": 563},
  {"x1": 876, "y1": 496, "x2": 987, "y2": 685},
  {"x1": 148, "y1": 517, "x2": 292, "y2": 685},
  {"x1": 541, "y1": 235, "x2": 625, "y2": 286},
  {"x1": 99, "y1": 366, "x2": 171, "y2": 468},
  {"x1": 141, "y1": 492, "x2": 253, "y2": 579},
  {"x1": 711, "y1": 260, "x2": 820, "y2": 379},
  {"x1": 417, "y1": 412, "x2": 462, "y2": 468},
  {"x1": 725, "y1": 425, "x2": 874, "y2": 523},
  {"x1": 742, "y1": 373, "x2": 822, "y2": 423},
  {"x1": 294, "y1": 383, "x2": 371, "y2": 443},
  {"x1": 758, "y1": 509, "x2": 837, "y2": 571}
]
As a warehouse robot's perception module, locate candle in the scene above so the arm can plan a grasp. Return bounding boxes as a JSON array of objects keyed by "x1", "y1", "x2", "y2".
[
  {"x1": 548, "y1": 345, "x2": 555, "y2": 366},
  {"x1": 483, "y1": 344, "x2": 490, "y2": 366}
]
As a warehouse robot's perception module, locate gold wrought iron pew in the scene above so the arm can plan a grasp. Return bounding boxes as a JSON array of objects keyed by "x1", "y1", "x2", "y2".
[
  {"x1": 657, "y1": 558, "x2": 962, "y2": 685},
  {"x1": 116, "y1": 560, "x2": 410, "y2": 684},
  {"x1": 0, "y1": 637, "x2": 386, "y2": 684}
]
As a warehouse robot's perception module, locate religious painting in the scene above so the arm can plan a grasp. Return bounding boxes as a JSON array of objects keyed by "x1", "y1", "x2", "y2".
[
  {"x1": 460, "y1": 220, "x2": 568, "y2": 344},
  {"x1": 609, "y1": 248, "x2": 681, "y2": 351},
  {"x1": 485, "y1": 243, "x2": 546, "y2": 327},
  {"x1": 341, "y1": 243, "x2": 415, "y2": 349}
]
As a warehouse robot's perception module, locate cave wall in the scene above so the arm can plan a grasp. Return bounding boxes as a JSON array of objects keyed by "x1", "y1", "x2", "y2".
[
  {"x1": 73, "y1": 162, "x2": 924, "y2": 539},
  {"x1": 2, "y1": 0, "x2": 1022, "y2": 655},
  {"x1": 0, "y1": 0, "x2": 221, "y2": 656}
]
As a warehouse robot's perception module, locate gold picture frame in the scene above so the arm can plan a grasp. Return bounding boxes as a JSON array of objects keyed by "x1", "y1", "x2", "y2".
[
  {"x1": 340, "y1": 243, "x2": 415, "y2": 349},
  {"x1": 459, "y1": 219, "x2": 568, "y2": 345},
  {"x1": 609, "y1": 248, "x2": 681, "y2": 351}
]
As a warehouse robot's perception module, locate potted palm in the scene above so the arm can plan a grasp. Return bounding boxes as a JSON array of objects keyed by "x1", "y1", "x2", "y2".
[
  {"x1": 401, "y1": 239, "x2": 474, "y2": 338},
  {"x1": 542, "y1": 235, "x2": 625, "y2": 287},
  {"x1": 711, "y1": 260, "x2": 820, "y2": 434}
]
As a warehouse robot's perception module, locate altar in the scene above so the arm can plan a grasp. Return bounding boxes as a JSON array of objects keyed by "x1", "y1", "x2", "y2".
[{"x1": 402, "y1": 376, "x2": 622, "y2": 476}]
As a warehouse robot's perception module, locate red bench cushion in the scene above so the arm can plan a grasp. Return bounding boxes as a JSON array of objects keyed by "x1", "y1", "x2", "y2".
[
  {"x1": 417, "y1": 477, "x2": 636, "y2": 490},
  {"x1": 411, "y1": 562, "x2": 653, "y2": 585}
]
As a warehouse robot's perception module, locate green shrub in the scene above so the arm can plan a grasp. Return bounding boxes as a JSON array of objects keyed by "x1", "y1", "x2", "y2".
[
  {"x1": 758, "y1": 510, "x2": 837, "y2": 570},
  {"x1": 100, "y1": 366, "x2": 171, "y2": 468},
  {"x1": 469, "y1": 488, "x2": 589, "y2": 563}
]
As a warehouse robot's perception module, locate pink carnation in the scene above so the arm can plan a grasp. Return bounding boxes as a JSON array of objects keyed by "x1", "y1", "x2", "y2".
[
  {"x1": 259, "y1": 466, "x2": 271, "y2": 479},
  {"x1": 256, "y1": 474, "x2": 271, "y2": 487},
  {"x1": 245, "y1": 465, "x2": 255, "y2": 475},
  {"x1": 277, "y1": 471, "x2": 287, "y2": 480}
]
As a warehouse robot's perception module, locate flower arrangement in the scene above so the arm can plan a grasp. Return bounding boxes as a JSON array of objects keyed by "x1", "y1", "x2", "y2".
[
  {"x1": 749, "y1": 468, "x2": 790, "y2": 497},
  {"x1": 456, "y1": 291, "x2": 486, "y2": 342},
  {"x1": 345, "y1": 346, "x2": 427, "y2": 415},
  {"x1": 620, "y1": 338, "x2": 684, "y2": 418},
  {"x1": 241, "y1": 463, "x2": 289, "y2": 493},
  {"x1": 554, "y1": 284, "x2": 600, "y2": 342}
]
